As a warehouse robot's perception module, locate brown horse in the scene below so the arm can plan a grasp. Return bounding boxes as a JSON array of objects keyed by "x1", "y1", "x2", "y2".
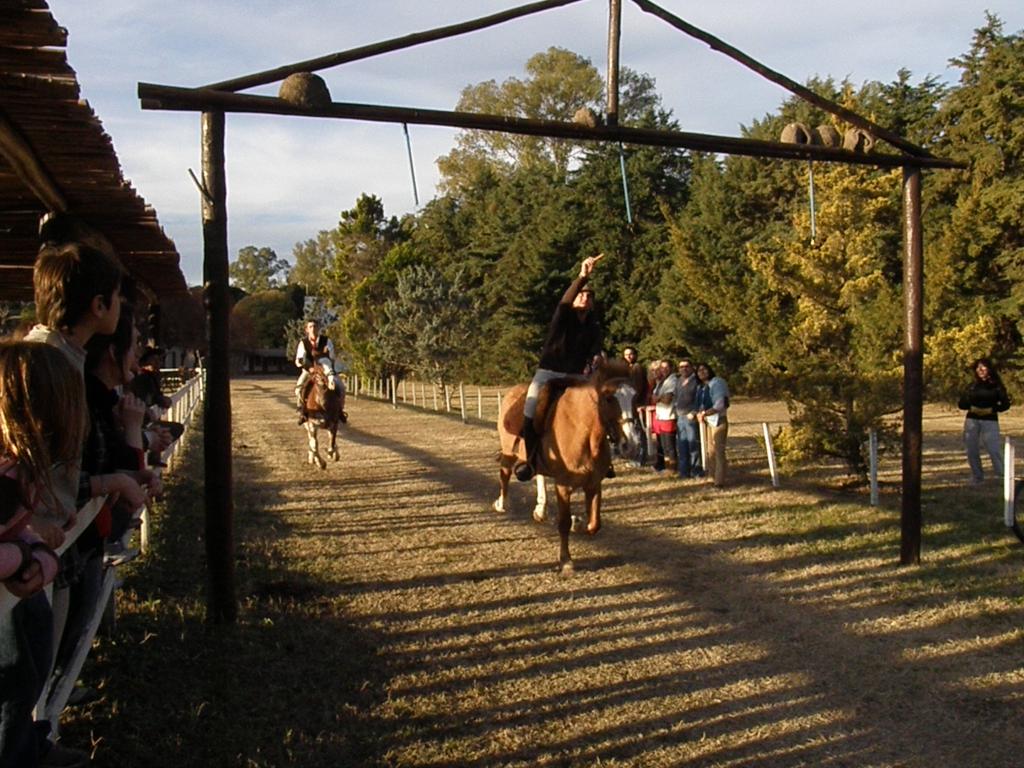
[
  {"x1": 301, "y1": 367, "x2": 342, "y2": 468},
  {"x1": 495, "y1": 358, "x2": 641, "y2": 572}
]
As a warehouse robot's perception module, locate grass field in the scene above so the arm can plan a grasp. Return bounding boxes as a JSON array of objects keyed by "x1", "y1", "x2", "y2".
[{"x1": 62, "y1": 378, "x2": 1023, "y2": 767}]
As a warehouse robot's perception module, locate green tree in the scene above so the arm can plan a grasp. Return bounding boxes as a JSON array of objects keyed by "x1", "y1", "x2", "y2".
[
  {"x1": 376, "y1": 264, "x2": 479, "y2": 388},
  {"x1": 747, "y1": 164, "x2": 904, "y2": 476},
  {"x1": 231, "y1": 289, "x2": 298, "y2": 350},
  {"x1": 229, "y1": 246, "x2": 290, "y2": 294},
  {"x1": 925, "y1": 14, "x2": 1024, "y2": 397},
  {"x1": 437, "y1": 47, "x2": 604, "y2": 193}
]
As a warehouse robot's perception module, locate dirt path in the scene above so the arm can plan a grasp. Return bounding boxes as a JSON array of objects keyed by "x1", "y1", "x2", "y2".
[{"x1": 229, "y1": 377, "x2": 1023, "y2": 768}]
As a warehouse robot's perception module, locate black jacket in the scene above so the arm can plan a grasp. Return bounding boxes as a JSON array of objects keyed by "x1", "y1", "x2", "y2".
[{"x1": 537, "y1": 276, "x2": 602, "y2": 374}]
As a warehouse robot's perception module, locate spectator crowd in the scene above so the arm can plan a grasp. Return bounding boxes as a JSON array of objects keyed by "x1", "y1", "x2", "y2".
[{"x1": 1, "y1": 228, "x2": 184, "y2": 768}]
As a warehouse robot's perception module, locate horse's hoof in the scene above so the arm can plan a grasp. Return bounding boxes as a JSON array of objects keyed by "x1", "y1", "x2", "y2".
[
  {"x1": 559, "y1": 560, "x2": 575, "y2": 575},
  {"x1": 532, "y1": 507, "x2": 547, "y2": 523},
  {"x1": 570, "y1": 515, "x2": 585, "y2": 533},
  {"x1": 493, "y1": 499, "x2": 504, "y2": 513},
  {"x1": 587, "y1": 523, "x2": 601, "y2": 536}
]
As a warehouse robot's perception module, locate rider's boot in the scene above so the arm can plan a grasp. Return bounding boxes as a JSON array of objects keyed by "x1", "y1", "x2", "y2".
[{"x1": 514, "y1": 419, "x2": 540, "y2": 482}]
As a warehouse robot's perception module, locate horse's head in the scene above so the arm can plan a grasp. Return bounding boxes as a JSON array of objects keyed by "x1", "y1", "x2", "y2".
[
  {"x1": 593, "y1": 358, "x2": 642, "y2": 463},
  {"x1": 309, "y1": 367, "x2": 331, "y2": 406}
]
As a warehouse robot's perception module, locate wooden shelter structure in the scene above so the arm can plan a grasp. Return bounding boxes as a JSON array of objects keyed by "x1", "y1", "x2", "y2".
[
  {"x1": 0, "y1": 2, "x2": 187, "y2": 304},
  {"x1": 137, "y1": 0, "x2": 962, "y2": 622}
]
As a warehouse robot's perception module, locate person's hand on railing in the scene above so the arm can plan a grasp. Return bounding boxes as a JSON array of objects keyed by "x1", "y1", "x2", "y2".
[
  {"x1": 4, "y1": 563, "x2": 44, "y2": 598},
  {"x1": 116, "y1": 392, "x2": 148, "y2": 449},
  {"x1": 97, "y1": 472, "x2": 148, "y2": 510},
  {"x1": 128, "y1": 468, "x2": 163, "y2": 500},
  {"x1": 144, "y1": 424, "x2": 173, "y2": 454},
  {"x1": 31, "y1": 516, "x2": 68, "y2": 550}
]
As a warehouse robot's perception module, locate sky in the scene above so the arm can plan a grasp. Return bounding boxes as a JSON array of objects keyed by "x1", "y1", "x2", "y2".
[{"x1": 44, "y1": 0, "x2": 1023, "y2": 287}]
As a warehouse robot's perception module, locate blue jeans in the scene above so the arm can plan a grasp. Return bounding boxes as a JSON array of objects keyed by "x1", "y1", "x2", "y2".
[
  {"x1": 964, "y1": 418, "x2": 1003, "y2": 481},
  {"x1": 0, "y1": 592, "x2": 53, "y2": 766},
  {"x1": 676, "y1": 416, "x2": 702, "y2": 477}
]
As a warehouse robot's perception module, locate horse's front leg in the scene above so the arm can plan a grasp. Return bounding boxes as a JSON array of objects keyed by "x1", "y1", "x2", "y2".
[
  {"x1": 494, "y1": 457, "x2": 513, "y2": 513},
  {"x1": 585, "y1": 486, "x2": 602, "y2": 535},
  {"x1": 532, "y1": 474, "x2": 548, "y2": 523},
  {"x1": 555, "y1": 483, "x2": 574, "y2": 573},
  {"x1": 306, "y1": 424, "x2": 325, "y2": 469},
  {"x1": 327, "y1": 423, "x2": 339, "y2": 461}
]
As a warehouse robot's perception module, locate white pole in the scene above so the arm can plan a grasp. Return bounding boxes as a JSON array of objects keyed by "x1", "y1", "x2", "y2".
[
  {"x1": 477, "y1": 387, "x2": 483, "y2": 420},
  {"x1": 869, "y1": 429, "x2": 879, "y2": 506},
  {"x1": 432, "y1": 384, "x2": 438, "y2": 411},
  {"x1": 401, "y1": 379, "x2": 407, "y2": 403},
  {"x1": 459, "y1": 383, "x2": 467, "y2": 422},
  {"x1": 390, "y1": 375, "x2": 398, "y2": 408},
  {"x1": 1004, "y1": 436, "x2": 1015, "y2": 527},
  {"x1": 762, "y1": 422, "x2": 779, "y2": 488},
  {"x1": 699, "y1": 417, "x2": 708, "y2": 474}
]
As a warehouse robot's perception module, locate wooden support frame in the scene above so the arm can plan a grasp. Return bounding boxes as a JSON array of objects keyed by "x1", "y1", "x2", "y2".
[{"x1": 138, "y1": 1, "x2": 965, "y2": 617}]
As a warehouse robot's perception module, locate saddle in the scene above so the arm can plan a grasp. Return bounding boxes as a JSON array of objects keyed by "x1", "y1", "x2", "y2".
[{"x1": 503, "y1": 378, "x2": 577, "y2": 437}]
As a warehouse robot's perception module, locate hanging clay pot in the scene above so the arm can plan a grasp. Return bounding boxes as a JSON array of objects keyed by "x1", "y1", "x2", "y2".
[{"x1": 279, "y1": 72, "x2": 332, "y2": 109}]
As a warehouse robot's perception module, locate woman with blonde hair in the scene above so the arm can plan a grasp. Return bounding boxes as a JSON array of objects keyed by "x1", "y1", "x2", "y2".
[{"x1": 0, "y1": 340, "x2": 88, "y2": 767}]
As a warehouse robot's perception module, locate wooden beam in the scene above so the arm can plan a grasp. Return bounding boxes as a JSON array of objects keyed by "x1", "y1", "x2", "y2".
[
  {"x1": 630, "y1": 0, "x2": 933, "y2": 159},
  {"x1": 0, "y1": 108, "x2": 67, "y2": 213},
  {"x1": 901, "y1": 167, "x2": 924, "y2": 565},
  {"x1": 202, "y1": 0, "x2": 587, "y2": 93},
  {"x1": 606, "y1": 0, "x2": 622, "y2": 127},
  {"x1": 138, "y1": 82, "x2": 964, "y2": 170},
  {"x1": 200, "y1": 111, "x2": 237, "y2": 624}
]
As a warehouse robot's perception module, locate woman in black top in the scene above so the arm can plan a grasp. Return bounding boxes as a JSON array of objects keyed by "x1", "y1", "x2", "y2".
[{"x1": 957, "y1": 357, "x2": 1011, "y2": 484}]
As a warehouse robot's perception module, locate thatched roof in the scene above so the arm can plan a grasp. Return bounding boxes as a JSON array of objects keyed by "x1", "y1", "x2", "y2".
[{"x1": 0, "y1": 0, "x2": 188, "y2": 302}]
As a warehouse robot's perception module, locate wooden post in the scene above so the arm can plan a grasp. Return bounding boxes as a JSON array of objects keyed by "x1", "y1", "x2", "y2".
[
  {"x1": 477, "y1": 387, "x2": 483, "y2": 420},
  {"x1": 459, "y1": 382, "x2": 467, "y2": 422},
  {"x1": 432, "y1": 384, "x2": 438, "y2": 411},
  {"x1": 401, "y1": 379, "x2": 407, "y2": 403},
  {"x1": 200, "y1": 111, "x2": 236, "y2": 623},
  {"x1": 606, "y1": 0, "x2": 621, "y2": 127},
  {"x1": 901, "y1": 166, "x2": 923, "y2": 565},
  {"x1": 391, "y1": 375, "x2": 397, "y2": 408},
  {"x1": 869, "y1": 429, "x2": 879, "y2": 506}
]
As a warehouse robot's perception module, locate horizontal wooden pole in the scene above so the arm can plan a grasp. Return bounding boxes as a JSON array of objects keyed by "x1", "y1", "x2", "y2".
[
  {"x1": 138, "y1": 83, "x2": 964, "y2": 170},
  {"x1": 203, "y1": 0, "x2": 587, "y2": 93},
  {"x1": 632, "y1": 0, "x2": 932, "y2": 159}
]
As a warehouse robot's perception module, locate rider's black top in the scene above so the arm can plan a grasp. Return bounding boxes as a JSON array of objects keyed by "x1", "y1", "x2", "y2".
[{"x1": 537, "y1": 275, "x2": 602, "y2": 375}]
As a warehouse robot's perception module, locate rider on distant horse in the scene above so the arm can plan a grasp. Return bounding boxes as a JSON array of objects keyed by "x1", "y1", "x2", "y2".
[
  {"x1": 515, "y1": 253, "x2": 605, "y2": 482},
  {"x1": 294, "y1": 319, "x2": 345, "y2": 425}
]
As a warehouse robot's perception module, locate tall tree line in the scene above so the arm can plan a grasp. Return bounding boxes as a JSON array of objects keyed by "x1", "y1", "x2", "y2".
[{"x1": 229, "y1": 17, "x2": 1021, "y2": 475}]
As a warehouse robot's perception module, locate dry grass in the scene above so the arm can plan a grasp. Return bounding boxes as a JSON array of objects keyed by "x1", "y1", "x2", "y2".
[{"x1": 63, "y1": 377, "x2": 1023, "y2": 767}]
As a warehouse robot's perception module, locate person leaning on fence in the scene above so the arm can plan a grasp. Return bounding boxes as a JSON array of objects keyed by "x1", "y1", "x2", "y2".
[
  {"x1": 958, "y1": 357, "x2": 1011, "y2": 485},
  {"x1": 651, "y1": 360, "x2": 679, "y2": 473},
  {"x1": 515, "y1": 254, "x2": 606, "y2": 482},
  {"x1": 294, "y1": 319, "x2": 346, "y2": 425},
  {"x1": 0, "y1": 341, "x2": 90, "y2": 768},
  {"x1": 674, "y1": 359, "x2": 703, "y2": 479},
  {"x1": 696, "y1": 363, "x2": 731, "y2": 488},
  {"x1": 130, "y1": 346, "x2": 183, "y2": 467},
  {"x1": 623, "y1": 346, "x2": 649, "y2": 467}
]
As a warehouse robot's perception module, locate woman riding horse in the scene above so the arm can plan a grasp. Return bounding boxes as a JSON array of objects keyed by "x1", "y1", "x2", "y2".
[{"x1": 516, "y1": 253, "x2": 605, "y2": 481}]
